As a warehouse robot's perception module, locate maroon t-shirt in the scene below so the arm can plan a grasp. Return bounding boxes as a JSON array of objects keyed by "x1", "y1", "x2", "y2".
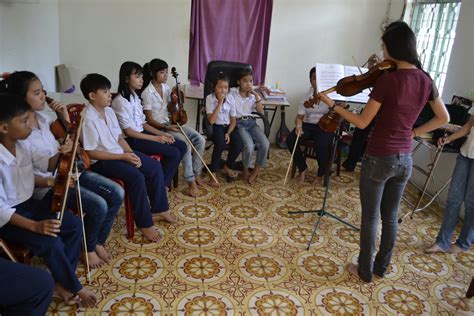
[{"x1": 367, "y1": 69, "x2": 436, "y2": 156}]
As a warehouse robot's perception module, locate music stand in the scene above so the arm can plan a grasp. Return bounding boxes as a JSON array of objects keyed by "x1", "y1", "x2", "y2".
[{"x1": 289, "y1": 120, "x2": 359, "y2": 250}]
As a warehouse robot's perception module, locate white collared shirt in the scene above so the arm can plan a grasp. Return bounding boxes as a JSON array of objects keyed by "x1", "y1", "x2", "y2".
[
  {"x1": 141, "y1": 82, "x2": 171, "y2": 124},
  {"x1": 0, "y1": 142, "x2": 49, "y2": 227},
  {"x1": 81, "y1": 103, "x2": 124, "y2": 159},
  {"x1": 229, "y1": 87, "x2": 256, "y2": 117},
  {"x1": 461, "y1": 107, "x2": 474, "y2": 159},
  {"x1": 111, "y1": 92, "x2": 146, "y2": 132},
  {"x1": 297, "y1": 86, "x2": 329, "y2": 124},
  {"x1": 205, "y1": 93, "x2": 236, "y2": 125}
]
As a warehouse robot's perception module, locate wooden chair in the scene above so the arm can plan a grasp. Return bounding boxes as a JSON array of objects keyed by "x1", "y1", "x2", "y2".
[
  {"x1": 0, "y1": 238, "x2": 31, "y2": 264},
  {"x1": 110, "y1": 154, "x2": 175, "y2": 239}
]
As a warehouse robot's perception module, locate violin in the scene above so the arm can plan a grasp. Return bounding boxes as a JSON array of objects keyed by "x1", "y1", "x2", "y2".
[
  {"x1": 168, "y1": 67, "x2": 188, "y2": 125},
  {"x1": 47, "y1": 96, "x2": 90, "y2": 169},
  {"x1": 310, "y1": 59, "x2": 397, "y2": 132},
  {"x1": 50, "y1": 104, "x2": 85, "y2": 222}
]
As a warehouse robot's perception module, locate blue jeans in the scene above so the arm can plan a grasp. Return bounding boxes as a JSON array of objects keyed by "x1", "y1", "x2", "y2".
[
  {"x1": 435, "y1": 154, "x2": 474, "y2": 251},
  {"x1": 74, "y1": 171, "x2": 124, "y2": 251},
  {"x1": 170, "y1": 125, "x2": 205, "y2": 182},
  {"x1": 0, "y1": 258, "x2": 54, "y2": 316},
  {"x1": 358, "y1": 153, "x2": 412, "y2": 282},
  {"x1": 237, "y1": 118, "x2": 269, "y2": 168}
]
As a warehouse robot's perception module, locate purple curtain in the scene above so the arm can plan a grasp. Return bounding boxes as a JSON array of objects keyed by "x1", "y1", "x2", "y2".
[{"x1": 188, "y1": 0, "x2": 273, "y2": 85}]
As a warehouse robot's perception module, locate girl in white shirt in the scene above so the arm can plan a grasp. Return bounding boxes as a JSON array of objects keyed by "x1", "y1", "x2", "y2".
[
  {"x1": 426, "y1": 107, "x2": 474, "y2": 254},
  {"x1": 206, "y1": 75, "x2": 243, "y2": 186}
]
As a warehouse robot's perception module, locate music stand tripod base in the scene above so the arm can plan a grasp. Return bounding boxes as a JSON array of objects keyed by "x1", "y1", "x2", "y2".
[{"x1": 288, "y1": 121, "x2": 359, "y2": 251}]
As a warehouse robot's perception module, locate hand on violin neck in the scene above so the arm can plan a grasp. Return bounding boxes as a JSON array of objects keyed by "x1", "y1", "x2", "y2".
[
  {"x1": 34, "y1": 219, "x2": 61, "y2": 237},
  {"x1": 58, "y1": 138, "x2": 73, "y2": 154}
]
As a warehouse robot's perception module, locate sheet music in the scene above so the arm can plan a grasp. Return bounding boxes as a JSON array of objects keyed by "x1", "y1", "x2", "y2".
[
  {"x1": 316, "y1": 63, "x2": 345, "y2": 101},
  {"x1": 344, "y1": 66, "x2": 370, "y2": 104}
]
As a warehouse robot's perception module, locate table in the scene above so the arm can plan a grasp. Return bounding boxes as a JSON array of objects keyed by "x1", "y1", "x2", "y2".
[{"x1": 185, "y1": 84, "x2": 291, "y2": 136}]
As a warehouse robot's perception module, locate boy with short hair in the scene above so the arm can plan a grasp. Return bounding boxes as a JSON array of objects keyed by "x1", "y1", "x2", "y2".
[
  {"x1": 0, "y1": 93, "x2": 97, "y2": 307},
  {"x1": 80, "y1": 73, "x2": 173, "y2": 243}
]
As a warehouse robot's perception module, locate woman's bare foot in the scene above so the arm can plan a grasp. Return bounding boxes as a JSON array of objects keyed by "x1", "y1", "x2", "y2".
[
  {"x1": 243, "y1": 168, "x2": 250, "y2": 181},
  {"x1": 187, "y1": 180, "x2": 199, "y2": 197},
  {"x1": 153, "y1": 211, "x2": 178, "y2": 224},
  {"x1": 296, "y1": 169, "x2": 307, "y2": 184},
  {"x1": 195, "y1": 175, "x2": 205, "y2": 186},
  {"x1": 87, "y1": 251, "x2": 105, "y2": 269},
  {"x1": 95, "y1": 244, "x2": 112, "y2": 264},
  {"x1": 54, "y1": 284, "x2": 80, "y2": 306},
  {"x1": 425, "y1": 243, "x2": 446, "y2": 254},
  {"x1": 139, "y1": 226, "x2": 163, "y2": 242},
  {"x1": 223, "y1": 165, "x2": 238, "y2": 178},
  {"x1": 77, "y1": 287, "x2": 98, "y2": 308},
  {"x1": 346, "y1": 263, "x2": 371, "y2": 283},
  {"x1": 208, "y1": 173, "x2": 220, "y2": 187},
  {"x1": 313, "y1": 176, "x2": 324, "y2": 186}
]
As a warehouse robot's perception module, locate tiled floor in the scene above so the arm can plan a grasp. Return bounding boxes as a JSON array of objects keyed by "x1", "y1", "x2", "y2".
[{"x1": 47, "y1": 148, "x2": 473, "y2": 315}]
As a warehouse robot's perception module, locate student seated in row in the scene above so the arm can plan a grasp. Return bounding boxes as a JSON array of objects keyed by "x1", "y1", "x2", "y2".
[
  {"x1": 2, "y1": 71, "x2": 124, "y2": 268},
  {"x1": 0, "y1": 94, "x2": 97, "y2": 306},
  {"x1": 206, "y1": 74, "x2": 243, "y2": 185},
  {"x1": 286, "y1": 67, "x2": 335, "y2": 184},
  {"x1": 230, "y1": 69, "x2": 269, "y2": 185},
  {"x1": 80, "y1": 73, "x2": 173, "y2": 242},
  {"x1": 141, "y1": 58, "x2": 205, "y2": 197}
]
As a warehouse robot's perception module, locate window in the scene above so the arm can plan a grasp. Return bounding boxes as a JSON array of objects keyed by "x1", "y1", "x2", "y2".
[{"x1": 410, "y1": 0, "x2": 461, "y2": 94}]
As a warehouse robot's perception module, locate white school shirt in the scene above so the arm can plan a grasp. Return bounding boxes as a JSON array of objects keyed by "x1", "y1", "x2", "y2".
[
  {"x1": 0, "y1": 142, "x2": 49, "y2": 227},
  {"x1": 81, "y1": 103, "x2": 125, "y2": 161},
  {"x1": 205, "y1": 94, "x2": 236, "y2": 125},
  {"x1": 460, "y1": 107, "x2": 474, "y2": 159},
  {"x1": 229, "y1": 87, "x2": 256, "y2": 117},
  {"x1": 111, "y1": 92, "x2": 146, "y2": 133},
  {"x1": 26, "y1": 112, "x2": 61, "y2": 198},
  {"x1": 297, "y1": 86, "x2": 329, "y2": 124},
  {"x1": 141, "y1": 82, "x2": 171, "y2": 124}
]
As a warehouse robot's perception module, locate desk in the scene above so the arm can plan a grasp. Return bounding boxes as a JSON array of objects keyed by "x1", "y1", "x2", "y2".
[{"x1": 185, "y1": 84, "x2": 291, "y2": 136}]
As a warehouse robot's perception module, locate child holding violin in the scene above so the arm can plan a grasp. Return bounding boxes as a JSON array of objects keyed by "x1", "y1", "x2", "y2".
[
  {"x1": 230, "y1": 69, "x2": 270, "y2": 184},
  {"x1": 141, "y1": 58, "x2": 205, "y2": 197},
  {"x1": 206, "y1": 73, "x2": 243, "y2": 186},
  {"x1": 0, "y1": 94, "x2": 97, "y2": 307},
  {"x1": 317, "y1": 21, "x2": 449, "y2": 283},
  {"x1": 286, "y1": 66, "x2": 334, "y2": 185},
  {"x1": 81, "y1": 73, "x2": 172, "y2": 242},
  {"x1": 2, "y1": 71, "x2": 124, "y2": 269}
]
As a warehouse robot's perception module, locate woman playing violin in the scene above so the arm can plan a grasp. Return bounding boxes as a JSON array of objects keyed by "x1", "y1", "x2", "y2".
[
  {"x1": 286, "y1": 66, "x2": 334, "y2": 185},
  {"x1": 317, "y1": 21, "x2": 449, "y2": 283}
]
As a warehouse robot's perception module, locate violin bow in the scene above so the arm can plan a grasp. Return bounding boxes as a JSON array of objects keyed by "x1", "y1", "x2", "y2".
[
  {"x1": 283, "y1": 128, "x2": 302, "y2": 185},
  {"x1": 74, "y1": 163, "x2": 91, "y2": 283},
  {"x1": 353, "y1": 55, "x2": 373, "y2": 93},
  {"x1": 176, "y1": 123, "x2": 219, "y2": 185}
]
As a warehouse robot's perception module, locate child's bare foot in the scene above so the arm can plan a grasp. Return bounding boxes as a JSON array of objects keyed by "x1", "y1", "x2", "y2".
[
  {"x1": 139, "y1": 226, "x2": 163, "y2": 242},
  {"x1": 195, "y1": 175, "x2": 205, "y2": 186},
  {"x1": 153, "y1": 211, "x2": 178, "y2": 224},
  {"x1": 95, "y1": 244, "x2": 112, "y2": 263},
  {"x1": 296, "y1": 169, "x2": 307, "y2": 184},
  {"x1": 54, "y1": 284, "x2": 80, "y2": 306},
  {"x1": 248, "y1": 170, "x2": 259, "y2": 185},
  {"x1": 243, "y1": 168, "x2": 250, "y2": 181},
  {"x1": 208, "y1": 173, "x2": 220, "y2": 187},
  {"x1": 187, "y1": 181, "x2": 199, "y2": 197},
  {"x1": 77, "y1": 287, "x2": 98, "y2": 308},
  {"x1": 87, "y1": 251, "x2": 105, "y2": 269},
  {"x1": 223, "y1": 165, "x2": 238, "y2": 178},
  {"x1": 313, "y1": 176, "x2": 324, "y2": 186}
]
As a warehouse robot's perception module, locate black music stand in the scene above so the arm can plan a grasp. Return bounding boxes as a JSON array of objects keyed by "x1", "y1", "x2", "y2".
[{"x1": 289, "y1": 120, "x2": 359, "y2": 250}]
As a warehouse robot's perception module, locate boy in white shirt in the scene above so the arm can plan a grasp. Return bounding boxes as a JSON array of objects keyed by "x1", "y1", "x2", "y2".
[
  {"x1": 80, "y1": 74, "x2": 174, "y2": 243},
  {"x1": 0, "y1": 94, "x2": 97, "y2": 307}
]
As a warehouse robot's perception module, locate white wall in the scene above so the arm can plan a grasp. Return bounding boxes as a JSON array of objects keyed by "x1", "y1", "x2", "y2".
[{"x1": 0, "y1": 0, "x2": 60, "y2": 91}]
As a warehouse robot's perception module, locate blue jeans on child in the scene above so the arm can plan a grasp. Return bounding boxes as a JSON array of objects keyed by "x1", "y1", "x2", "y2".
[
  {"x1": 0, "y1": 198, "x2": 83, "y2": 294},
  {"x1": 210, "y1": 124, "x2": 243, "y2": 172},
  {"x1": 237, "y1": 118, "x2": 269, "y2": 168},
  {"x1": 170, "y1": 125, "x2": 205, "y2": 182},
  {"x1": 435, "y1": 154, "x2": 474, "y2": 251},
  {"x1": 91, "y1": 151, "x2": 168, "y2": 229},
  {"x1": 72, "y1": 171, "x2": 124, "y2": 251},
  {"x1": 358, "y1": 153, "x2": 412, "y2": 282},
  {"x1": 0, "y1": 258, "x2": 54, "y2": 316}
]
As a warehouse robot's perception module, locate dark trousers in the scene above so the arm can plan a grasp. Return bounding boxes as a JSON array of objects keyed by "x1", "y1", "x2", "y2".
[
  {"x1": 0, "y1": 198, "x2": 83, "y2": 293},
  {"x1": 344, "y1": 119, "x2": 375, "y2": 169},
  {"x1": 126, "y1": 134, "x2": 186, "y2": 187},
  {"x1": 286, "y1": 122, "x2": 335, "y2": 176},
  {"x1": 358, "y1": 154, "x2": 412, "y2": 282},
  {"x1": 0, "y1": 258, "x2": 54, "y2": 316},
  {"x1": 91, "y1": 151, "x2": 168, "y2": 228},
  {"x1": 210, "y1": 124, "x2": 243, "y2": 172}
]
